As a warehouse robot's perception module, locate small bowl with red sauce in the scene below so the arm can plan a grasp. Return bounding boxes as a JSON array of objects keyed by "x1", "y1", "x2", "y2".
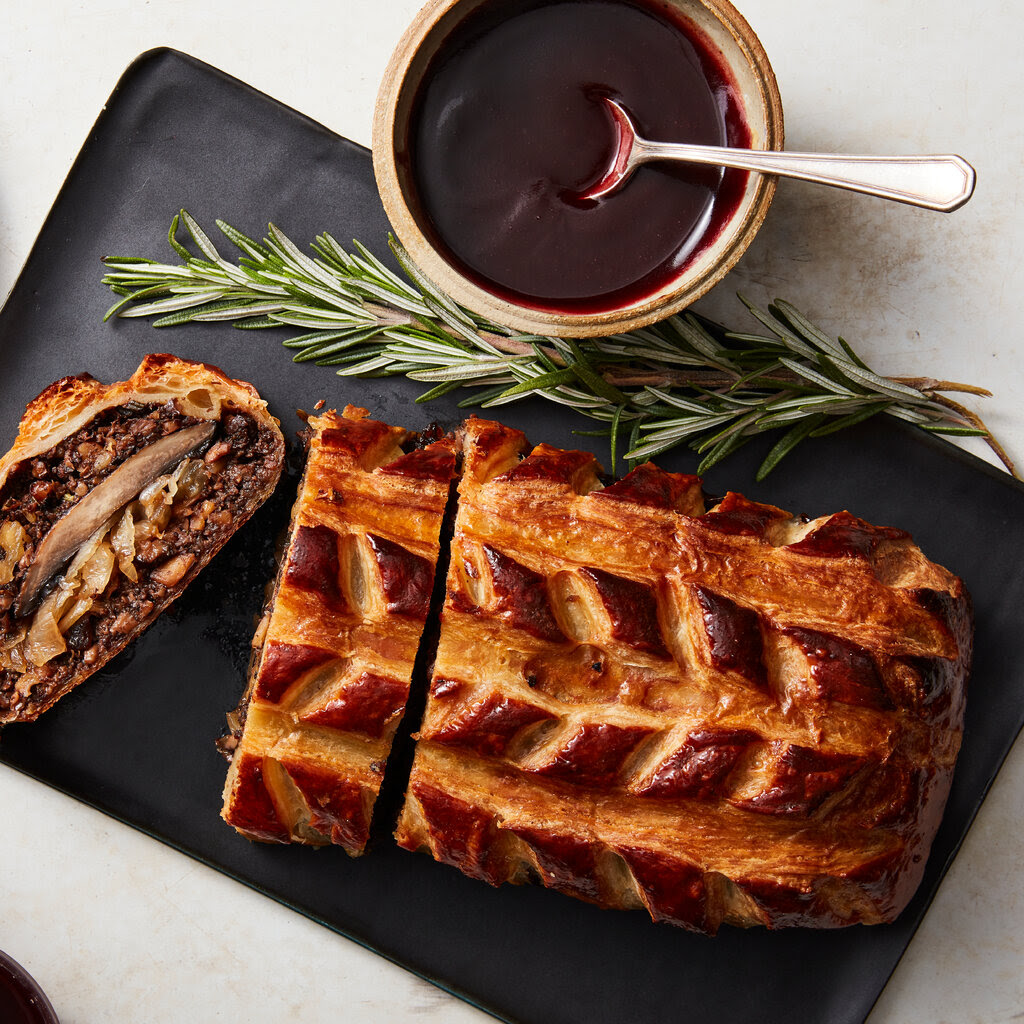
[
  {"x1": 0, "y1": 951, "x2": 59, "y2": 1024},
  {"x1": 374, "y1": 0, "x2": 783, "y2": 337}
]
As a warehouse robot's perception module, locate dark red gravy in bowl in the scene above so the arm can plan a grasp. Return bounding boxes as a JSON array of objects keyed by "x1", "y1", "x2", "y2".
[
  {"x1": 0, "y1": 952, "x2": 58, "y2": 1024},
  {"x1": 408, "y1": 0, "x2": 752, "y2": 315}
]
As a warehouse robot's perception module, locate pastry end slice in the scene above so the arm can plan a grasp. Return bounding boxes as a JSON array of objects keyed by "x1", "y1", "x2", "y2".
[{"x1": 0, "y1": 354, "x2": 285, "y2": 723}]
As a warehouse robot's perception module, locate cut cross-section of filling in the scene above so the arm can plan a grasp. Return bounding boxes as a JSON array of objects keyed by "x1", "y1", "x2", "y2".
[
  {"x1": 0, "y1": 354, "x2": 285, "y2": 723},
  {"x1": 219, "y1": 406, "x2": 456, "y2": 856}
]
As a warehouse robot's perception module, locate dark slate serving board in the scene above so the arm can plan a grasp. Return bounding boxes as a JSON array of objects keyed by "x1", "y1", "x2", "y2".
[{"x1": 1, "y1": 48, "x2": 1022, "y2": 1024}]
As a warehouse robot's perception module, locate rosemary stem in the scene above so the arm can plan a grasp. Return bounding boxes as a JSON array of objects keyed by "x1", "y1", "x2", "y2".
[
  {"x1": 99, "y1": 211, "x2": 1016, "y2": 481},
  {"x1": 928, "y1": 393, "x2": 1017, "y2": 476}
]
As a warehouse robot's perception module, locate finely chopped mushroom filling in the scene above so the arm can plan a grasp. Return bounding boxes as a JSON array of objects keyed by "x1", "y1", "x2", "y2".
[{"x1": 0, "y1": 400, "x2": 280, "y2": 718}]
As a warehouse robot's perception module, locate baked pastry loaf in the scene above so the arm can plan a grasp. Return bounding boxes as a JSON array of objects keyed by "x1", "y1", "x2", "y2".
[
  {"x1": 395, "y1": 418, "x2": 972, "y2": 931},
  {"x1": 221, "y1": 407, "x2": 456, "y2": 855},
  {"x1": 0, "y1": 354, "x2": 284, "y2": 723}
]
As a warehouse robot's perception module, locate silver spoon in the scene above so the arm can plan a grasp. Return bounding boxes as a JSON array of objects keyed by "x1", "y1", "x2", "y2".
[{"x1": 580, "y1": 97, "x2": 976, "y2": 212}]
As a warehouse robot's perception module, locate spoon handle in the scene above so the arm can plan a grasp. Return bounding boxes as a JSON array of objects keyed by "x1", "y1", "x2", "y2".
[{"x1": 635, "y1": 141, "x2": 976, "y2": 212}]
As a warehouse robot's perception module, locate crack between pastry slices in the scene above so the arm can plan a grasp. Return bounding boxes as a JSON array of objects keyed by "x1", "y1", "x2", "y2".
[{"x1": 368, "y1": 447, "x2": 462, "y2": 846}]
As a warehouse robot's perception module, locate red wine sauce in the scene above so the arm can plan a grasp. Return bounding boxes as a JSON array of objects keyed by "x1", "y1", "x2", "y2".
[
  {"x1": 0, "y1": 953, "x2": 57, "y2": 1024},
  {"x1": 409, "y1": 0, "x2": 751, "y2": 314}
]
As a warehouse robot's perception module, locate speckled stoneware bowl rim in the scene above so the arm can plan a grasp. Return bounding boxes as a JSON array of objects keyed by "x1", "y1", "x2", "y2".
[{"x1": 373, "y1": 0, "x2": 784, "y2": 338}]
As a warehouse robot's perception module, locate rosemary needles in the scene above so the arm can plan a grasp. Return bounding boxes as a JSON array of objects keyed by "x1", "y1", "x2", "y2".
[{"x1": 101, "y1": 210, "x2": 1013, "y2": 480}]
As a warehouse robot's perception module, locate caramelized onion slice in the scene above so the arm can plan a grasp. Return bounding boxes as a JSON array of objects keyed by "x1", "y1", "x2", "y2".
[
  {"x1": 110, "y1": 508, "x2": 138, "y2": 583},
  {"x1": 15, "y1": 420, "x2": 216, "y2": 617},
  {"x1": 0, "y1": 520, "x2": 29, "y2": 585}
]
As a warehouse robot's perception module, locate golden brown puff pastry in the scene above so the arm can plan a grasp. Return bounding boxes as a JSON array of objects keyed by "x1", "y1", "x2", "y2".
[
  {"x1": 0, "y1": 354, "x2": 284, "y2": 724},
  {"x1": 395, "y1": 417, "x2": 972, "y2": 932},
  {"x1": 220, "y1": 406, "x2": 457, "y2": 855}
]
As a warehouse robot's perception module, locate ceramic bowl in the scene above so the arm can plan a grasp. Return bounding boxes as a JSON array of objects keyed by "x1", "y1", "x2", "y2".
[
  {"x1": 373, "y1": 0, "x2": 783, "y2": 338},
  {"x1": 0, "y1": 951, "x2": 59, "y2": 1024}
]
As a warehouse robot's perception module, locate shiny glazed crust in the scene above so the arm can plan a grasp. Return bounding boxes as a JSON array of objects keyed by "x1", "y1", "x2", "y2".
[
  {"x1": 395, "y1": 417, "x2": 972, "y2": 931},
  {"x1": 220, "y1": 406, "x2": 456, "y2": 855},
  {"x1": 0, "y1": 355, "x2": 284, "y2": 723},
  {"x1": 0, "y1": 353, "x2": 274, "y2": 491}
]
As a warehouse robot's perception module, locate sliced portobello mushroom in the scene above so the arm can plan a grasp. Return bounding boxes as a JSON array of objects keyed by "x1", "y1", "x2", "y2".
[{"x1": 14, "y1": 421, "x2": 217, "y2": 618}]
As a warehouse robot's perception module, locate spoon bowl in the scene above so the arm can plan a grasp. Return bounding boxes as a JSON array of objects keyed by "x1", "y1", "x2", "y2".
[{"x1": 581, "y1": 97, "x2": 976, "y2": 211}]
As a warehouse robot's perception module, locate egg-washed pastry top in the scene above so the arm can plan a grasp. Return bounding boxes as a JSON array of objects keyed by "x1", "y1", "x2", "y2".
[
  {"x1": 221, "y1": 406, "x2": 456, "y2": 855},
  {"x1": 395, "y1": 417, "x2": 971, "y2": 932}
]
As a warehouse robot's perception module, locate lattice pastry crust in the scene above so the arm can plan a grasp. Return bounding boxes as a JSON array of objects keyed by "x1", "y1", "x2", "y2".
[
  {"x1": 395, "y1": 418, "x2": 972, "y2": 931},
  {"x1": 220, "y1": 406, "x2": 456, "y2": 855}
]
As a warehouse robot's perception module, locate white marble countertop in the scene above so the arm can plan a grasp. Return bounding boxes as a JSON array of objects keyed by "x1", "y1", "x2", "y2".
[{"x1": 1, "y1": 1, "x2": 1022, "y2": 1021}]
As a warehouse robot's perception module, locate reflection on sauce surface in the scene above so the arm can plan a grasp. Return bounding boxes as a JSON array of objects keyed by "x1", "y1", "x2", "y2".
[{"x1": 409, "y1": 0, "x2": 751, "y2": 313}]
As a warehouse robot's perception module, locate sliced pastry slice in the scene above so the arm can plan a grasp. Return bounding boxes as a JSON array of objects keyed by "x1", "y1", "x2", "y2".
[
  {"x1": 395, "y1": 417, "x2": 972, "y2": 931},
  {"x1": 221, "y1": 406, "x2": 456, "y2": 855},
  {"x1": 0, "y1": 354, "x2": 285, "y2": 723}
]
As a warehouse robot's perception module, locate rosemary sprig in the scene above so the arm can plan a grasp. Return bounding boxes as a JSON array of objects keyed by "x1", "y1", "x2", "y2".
[{"x1": 101, "y1": 210, "x2": 1014, "y2": 480}]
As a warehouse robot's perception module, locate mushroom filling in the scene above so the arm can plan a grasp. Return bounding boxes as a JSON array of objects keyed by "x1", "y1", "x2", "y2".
[
  {"x1": 14, "y1": 420, "x2": 217, "y2": 618},
  {"x1": 0, "y1": 400, "x2": 280, "y2": 699}
]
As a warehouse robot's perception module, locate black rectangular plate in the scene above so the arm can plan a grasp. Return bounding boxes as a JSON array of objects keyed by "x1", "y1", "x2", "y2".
[{"x1": 2, "y1": 49, "x2": 1023, "y2": 1024}]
